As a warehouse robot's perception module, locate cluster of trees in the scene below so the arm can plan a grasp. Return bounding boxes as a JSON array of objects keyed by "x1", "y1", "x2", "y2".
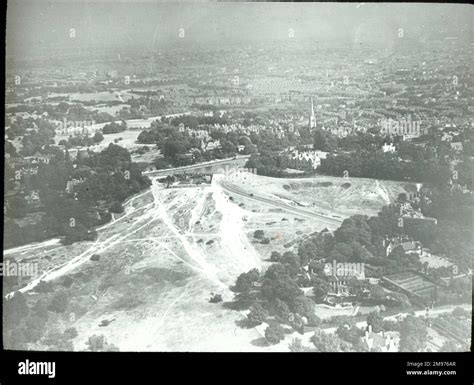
[
  {"x1": 233, "y1": 263, "x2": 321, "y2": 336},
  {"x1": 298, "y1": 210, "x2": 421, "y2": 274},
  {"x1": 315, "y1": 129, "x2": 472, "y2": 189},
  {"x1": 169, "y1": 115, "x2": 229, "y2": 129},
  {"x1": 296, "y1": 188, "x2": 472, "y2": 301},
  {"x1": 102, "y1": 120, "x2": 127, "y2": 134},
  {"x1": 313, "y1": 130, "x2": 390, "y2": 153},
  {"x1": 19, "y1": 119, "x2": 57, "y2": 156},
  {"x1": 4, "y1": 144, "x2": 150, "y2": 248},
  {"x1": 319, "y1": 151, "x2": 452, "y2": 186},
  {"x1": 138, "y1": 121, "x2": 250, "y2": 167},
  {"x1": 245, "y1": 150, "x2": 312, "y2": 178},
  {"x1": 58, "y1": 131, "x2": 104, "y2": 148},
  {"x1": 75, "y1": 144, "x2": 151, "y2": 206}
]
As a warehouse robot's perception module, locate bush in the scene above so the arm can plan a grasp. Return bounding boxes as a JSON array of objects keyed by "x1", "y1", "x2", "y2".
[
  {"x1": 63, "y1": 327, "x2": 78, "y2": 339},
  {"x1": 270, "y1": 251, "x2": 281, "y2": 262},
  {"x1": 452, "y1": 307, "x2": 469, "y2": 319},
  {"x1": 209, "y1": 293, "x2": 223, "y2": 303},
  {"x1": 272, "y1": 298, "x2": 290, "y2": 323},
  {"x1": 290, "y1": 296, "x2": 315, "y2": 319},
  {"x1": 48, "y1": 291, "x2": 68, "y2": 313},
  {"x1": 93, "y1": 132, "x2": 104, "y2": 143},
  {"x1": 265, "y1": 322, "x2": 285, "y2": 345},
  {"x1": 247, "y1": 302, "x2": 268, "y2": 326},
  {"x1": 86, "y1": 334, "x2": 119, "y2": 352},
  {"x1": 289, "y1": 338, "x2": 310, "y2": 352},
  {"x1": 367, "y1": 311, "x2": 384, "y2": 333}
]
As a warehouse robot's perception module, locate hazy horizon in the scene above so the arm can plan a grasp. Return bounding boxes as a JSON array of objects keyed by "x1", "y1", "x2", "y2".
[{"x1": 7, "y1": 2, "x2": 473, "y2": 59}]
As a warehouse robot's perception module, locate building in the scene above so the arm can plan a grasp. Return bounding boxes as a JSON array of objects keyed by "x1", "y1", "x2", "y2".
[
  {"x1": 362, "y1": 325, "x2": 400, "y2": 352},
  {"x1": 382, "y1": 143, "x2": 396, "y2": 153},
  {"x1": 289, "y1": 149, "x2": 321, "y2": 170}
]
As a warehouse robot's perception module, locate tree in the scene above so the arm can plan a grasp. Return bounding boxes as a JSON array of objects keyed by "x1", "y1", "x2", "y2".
[
  {"x1": 253, "y1": 230, "x2": 265, "y2": 239},
  {"x1": 310, "y1": 330, "x2": 353, "y2": 352},
  {"x1": 367, "y1": 312, "x2": 384, "y2": 333},
  {"x1": 93, "y1": 131, "x2": 104, "y2": 143},
  {"x1": 220, "y1": 138, "x2": 236, "y2": 154},
  {"x1": 336, "y1": 324, "x2": 367, "y2": 351},
  {"x1": 270, "y1": 251, "x2": 281, "y2": 262},
  {"x1": 280, "y1": 251, "x2": 301, "y2": 277},
  {"x1": 334, "y1": 215, "x2": 372, "y2": 247},
  {"x1": 63, "y1": 327, "x2": 78, "y2": 339},
  {"x1": 289, "y1": 338, "x2": 311, "y2": 352},
  {"x1": 109, "y1": 201, "x2": 124, "y2": 214},
  {"x1": 162, "y1": 140, "x2": 186, "y2": 159},
  {"x1": 247, "y1": 302, "x2": 268, "y2": 326},
  {"x1": 290, "y1": 296, "x2": 315, "y2": 319},
  {"x1": 265, "y1": 322, "x2": 285, "y2": 345},
  {"x1": 399, "y1": 315, "x2": 428, "y2": 352},
  {"x1": 261, "y1": 271, "x2": 302, "y2": 304},
  {"x1": 232, "y1": 268, "x2": 259, "y2": 293},
  {"x1": 312, "y1": 277, "x2": 330, "y2": 302},
  {"x1": 313, "y1": 129, "x2": 338, "y2": 152},
  {"x1": 272, "y1": 298, "x2": 291, "y2": 322}
]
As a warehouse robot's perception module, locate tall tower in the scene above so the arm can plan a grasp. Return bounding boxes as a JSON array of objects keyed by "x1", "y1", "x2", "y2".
[{"x1": 309, "y1": 97, "x2": 317, "y2": 129}]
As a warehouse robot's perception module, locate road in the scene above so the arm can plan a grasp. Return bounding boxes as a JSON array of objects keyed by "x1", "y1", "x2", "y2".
[
  {"x1": 219, "y1": 180, "x2": 343, "y2": 227},
  {"x1": 321, "y1": 303, "x2": 472, "y2": 334},
  {"x1": 143, "y1": 155, "x2": 250, "y2": 177}
]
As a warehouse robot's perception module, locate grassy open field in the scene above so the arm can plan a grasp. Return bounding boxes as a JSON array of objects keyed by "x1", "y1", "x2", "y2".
[{"x1": 4, "y1": 172, "x2": 412, "y2": 351}]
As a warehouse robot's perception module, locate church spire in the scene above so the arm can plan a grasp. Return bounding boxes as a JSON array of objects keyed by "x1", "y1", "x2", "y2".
[{"x1": 309, "y1": 97, "x2": 316, "y2": 129}]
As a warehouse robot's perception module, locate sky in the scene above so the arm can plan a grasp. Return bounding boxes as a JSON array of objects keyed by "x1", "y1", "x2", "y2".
[{"x1": 6, "y1": 1, "x2": 473, "y2": 58}]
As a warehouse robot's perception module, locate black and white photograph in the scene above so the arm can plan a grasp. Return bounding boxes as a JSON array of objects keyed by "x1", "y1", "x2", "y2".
[{"x1": 1, "y1": 0, "x2": 473, "y2": 381}]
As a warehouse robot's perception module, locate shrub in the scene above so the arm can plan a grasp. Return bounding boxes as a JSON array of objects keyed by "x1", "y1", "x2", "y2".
[
  {"x1": 270, "y1": 251, "x2": 282, "y2": 262},
  {"x1": 86, "y1": 334, "x2": 119, "y2": 352},
  {"x1": 289, "y1": 338, "x2": 310, "y2": 352},
  {"x1": 63, "y1": 327, "x2": 78, "y2": 339},
  {"x1": 265, "y1": 322, "x2": 285, "y2": 345},
  {"x1": 247, "y1": 302, "x2": 268, "y2": 326},
  {"x1": 48, "y1": 291, "x2": 68, "y2": 313}
]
